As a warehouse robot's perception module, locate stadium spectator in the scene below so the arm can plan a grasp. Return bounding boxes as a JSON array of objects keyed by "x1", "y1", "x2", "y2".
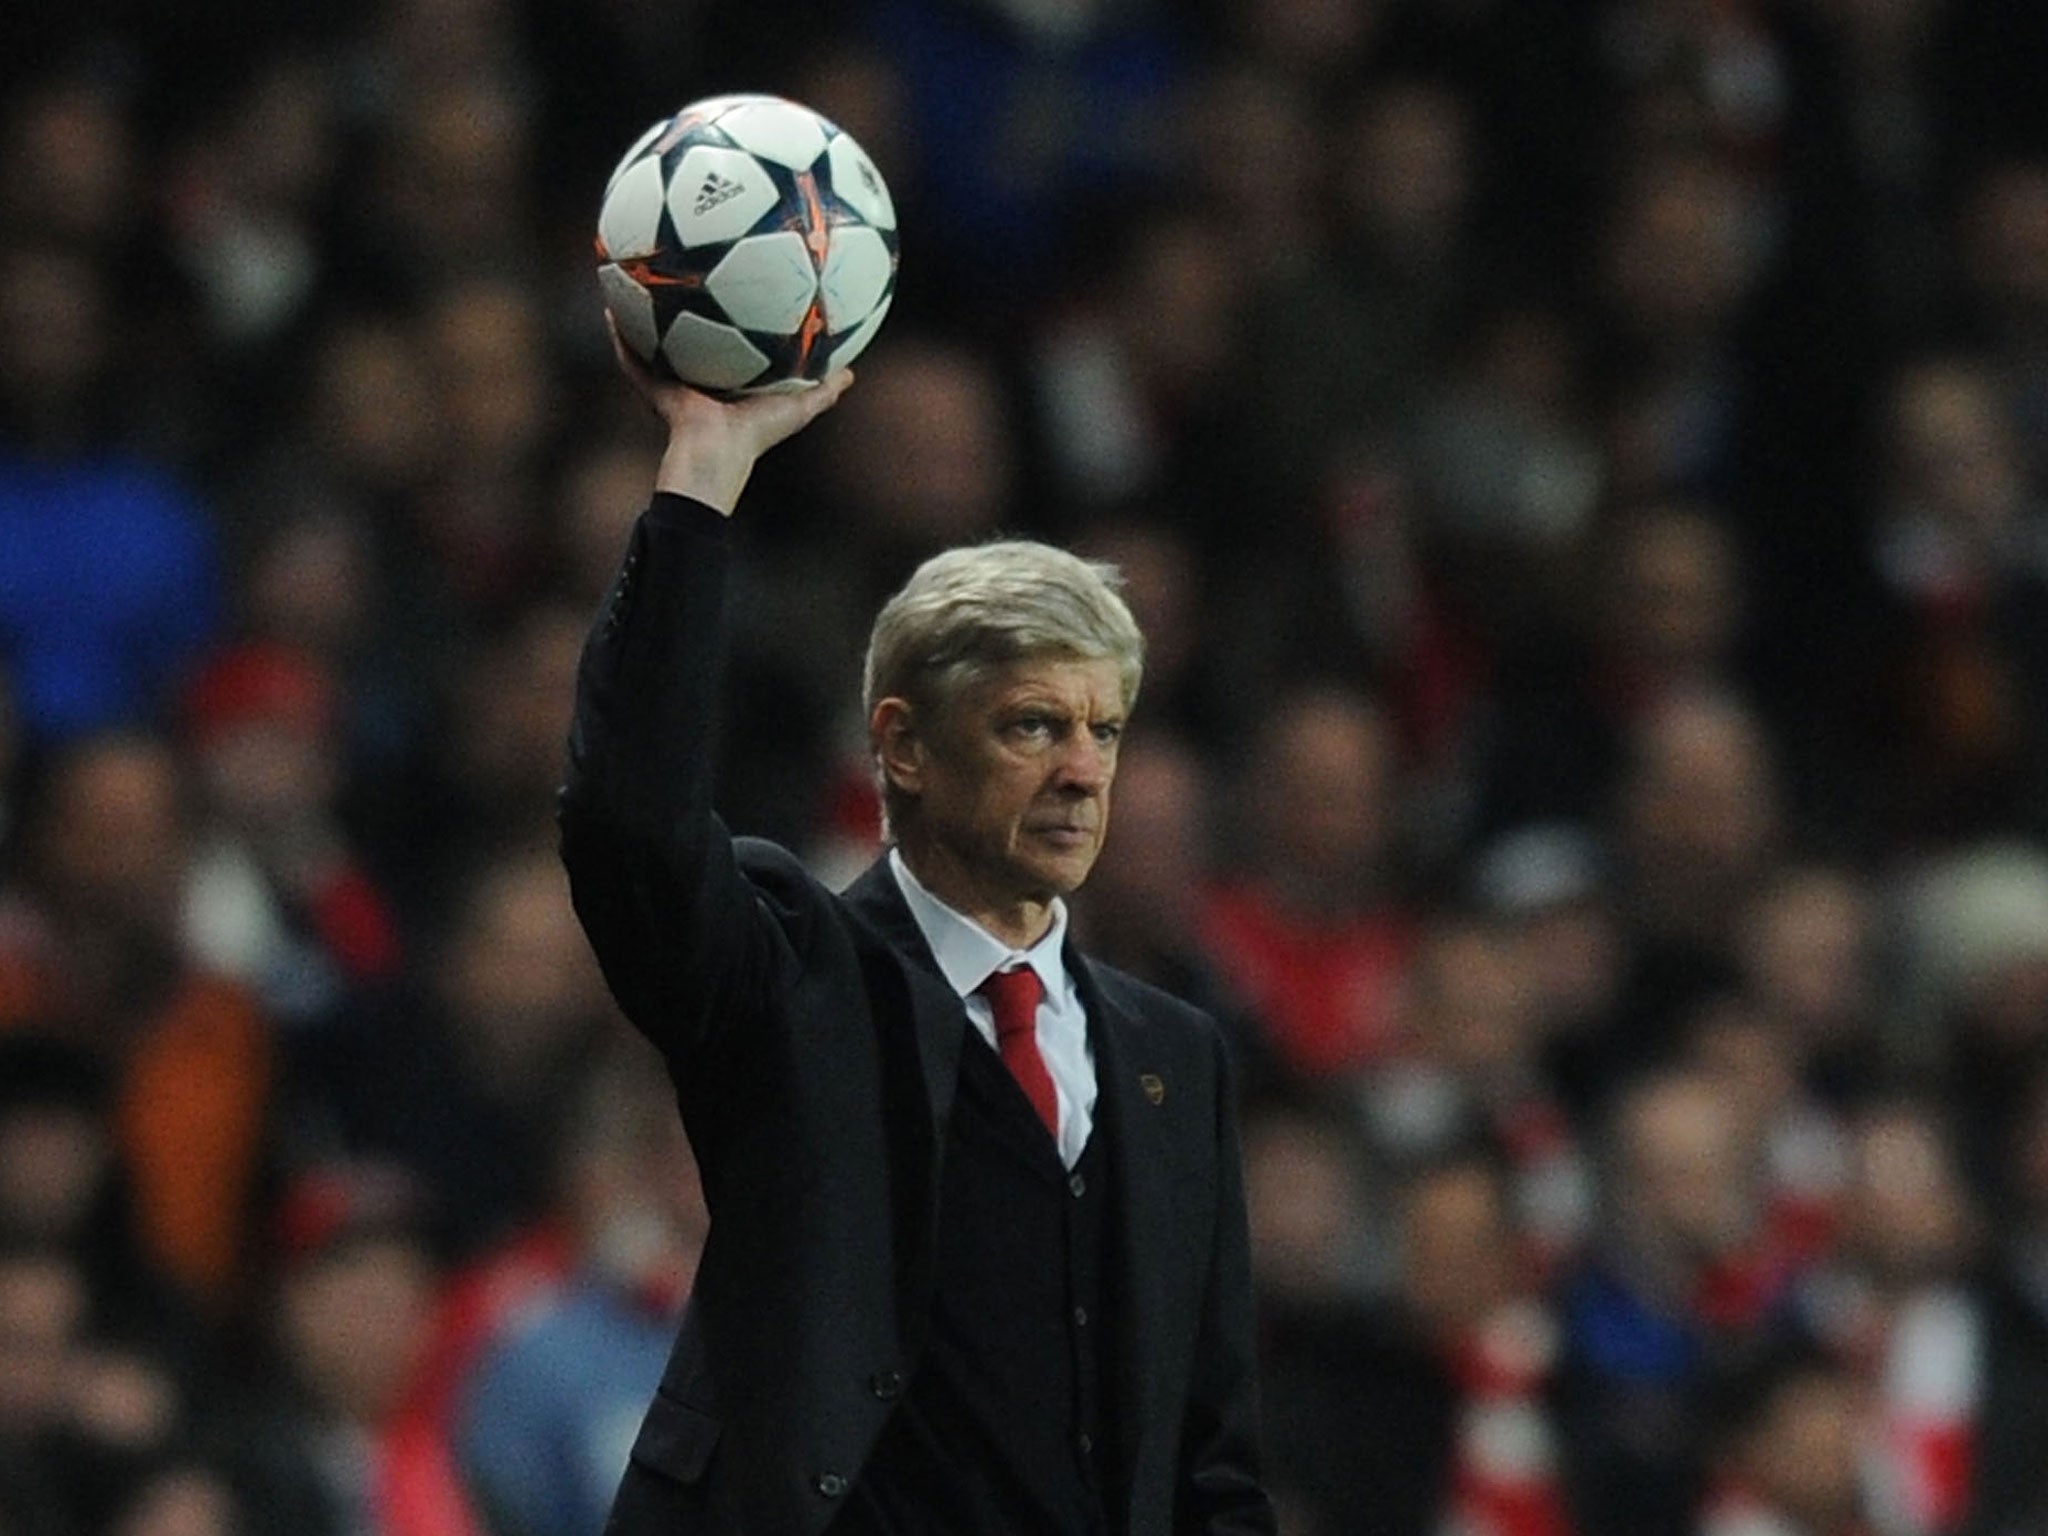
[
  {"x1": 1472, "y1": 822, "x2": 1628, "y2": 1123},
  {"x1": 1412, "y1": 304, "x2": 1606, "y2": 566},
  {"x1": 818, "y1": 334, "x2": 1016, "y2": 554},
  {"x1": 1305, "y1": 440, "x2": 1498, "y2": 815},
  {"x1": 1794, "y1": 1102, "x2": 1983, "y2": 1536},
  {"x1": 179, "y1": 642, "x2": 403, "y2": 1031},
  {"x1": 431, "y1": 605, "x2": 589, "y2": 883},
  {"x1": 1733, "y1": 863, "x2": 1882, "y2": 1102},
  {"x1": 0, "y1": 1236, "x2": 187, "y2": 1536},
  {"x1": 456, "y1": 1044, "x2": 706, "y2": 1536},
  {"x1": 1396, "y1": 1158, "x2": 1571, "y2": 1536},
  {"x1": 1855, "y1": 354, "x2": 2048, "y2": 840},
  {"x1": 274, "y1": 314, "x2": 445, "y2": 520},
  {"x1": 359, "y1": 76, "x2": 538, "y2": 294},
  {"x1": 1555, "y1": 1071, "x2": 1800, "y2": 1536},
  {"x1": 0, "y1": 1034, "x2": 199, "y2": 1368},
  {"x1": 287, "y1": 848, "x2": 615, "y2": 1256},
  {"x1": 1182, "y1": 66, "x2": 1322, "y2": 283},
  {"x1": 231, "y1": 501, "x2": 444, "y2": 895},
  {"x1": 1362, "y1": 913, "x2": 1595, "y2": 1271},
  {"x1": 1597, "y1": 150, "x2": 1766, "y2": 501},
  {"x1": 1898, "y1": 842, "x2": 2048, "y2": 1193},
  {"x1": 1242, "y1": 1099, "x2": 1382, "y2": 1536},
  {"x1": 549, "y1": 440, "x2": 666, "y2": 612},
  {"x1": 0, "y1": 735, "x2": 272, "y2": 1314},
  {"x1": 1684, "y1": 999, "x2": 1850, "y2": 1270},
  {"x1": 412, "y1": 278, "x2": 557, "y2": 622},
  {"x1": 162, "y1": 54, "x2": 339, "y2": 358},
  {"x1": 1696, "y1": 1346, "x2": 1871, "y2": 1536},
  {"x1": 1030, "y1": 202, "x2": 1242, "y2": 518},
  {"x1": 1201, "y1": 683, "x2": 1417, "y2": 1082},
  {"x1": 1239, "y1": 76, "x2": 1484, "y2": 510},
  {"x1": 0, "y1": 1240, "x2": 92, "y2": 1531},
  {"x1": 1261, "y1": 1147, "x2": 1572, "y2": 1536},
  {"x1": 856, "y1": 0, "x2": 1193, "y2": 312},
  {"x1": 1480, "y1": 500, "x2": 1748, "y2": 834},
  {"x1": 104, "y1": 1456, "x2": 248, "y2": 1536},
  {"x1": 249, "y1": 1162, "x2": 483, "y2": 1536},
  {"x1": 0, "y1": 246, "x2": 223, "y2": 747},
  {"x1": 1592, "y1": 686, "x2": 1782, "y2": 1088},
  {"x1": 0, "y1": 71, "x2": 137, "y2": 256}
]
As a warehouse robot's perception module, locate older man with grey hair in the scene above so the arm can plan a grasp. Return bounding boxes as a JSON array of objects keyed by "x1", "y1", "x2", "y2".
[{"x1": 559, "y1": 332, "x2": 1274, "y2": 1536}]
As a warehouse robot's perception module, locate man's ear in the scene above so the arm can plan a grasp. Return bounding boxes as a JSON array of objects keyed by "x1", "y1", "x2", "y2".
[{"x1": 871, "y1": 697, "x2": 924, "y2": 797}]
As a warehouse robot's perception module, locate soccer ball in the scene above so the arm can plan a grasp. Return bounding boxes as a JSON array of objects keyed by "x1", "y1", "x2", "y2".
[{"x1": 595, "y1": 94, "x2": 898, "y2": 396}]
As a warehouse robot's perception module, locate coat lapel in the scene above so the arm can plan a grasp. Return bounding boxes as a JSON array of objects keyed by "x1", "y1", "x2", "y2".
[{"x1": 840, "y1": 856, "x2": 968, "y2": 1146}]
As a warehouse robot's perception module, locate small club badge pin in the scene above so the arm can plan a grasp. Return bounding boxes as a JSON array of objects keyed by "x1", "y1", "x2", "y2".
[{"x1": 1139, "y1": 1073, "x2": 1165, "y2": 1105}]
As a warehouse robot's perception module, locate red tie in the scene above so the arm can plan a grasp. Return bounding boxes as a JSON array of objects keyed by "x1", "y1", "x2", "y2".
[{"x1": 980, "y1": 967, "x2": 1058, "y2": 1141}]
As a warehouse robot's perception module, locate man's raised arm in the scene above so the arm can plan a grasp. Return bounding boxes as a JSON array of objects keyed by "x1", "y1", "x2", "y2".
[{"x1": 558, "y1": 322, "x2": 852, "y2": 1048}]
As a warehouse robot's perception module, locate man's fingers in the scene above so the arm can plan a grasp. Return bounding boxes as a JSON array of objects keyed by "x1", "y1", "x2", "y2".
[
  {"x1": 606, "y1": 311, "x2": 661, "y2": 397},
  {"x1": 735, "y1": 368, "x2": 856, "y2": 451},
  {"x1": 812, "y1": 368, "x2": 856, "y2": 411},
  {"x1": 788, "y1": 368, "x2": 855, "y2": 430}
]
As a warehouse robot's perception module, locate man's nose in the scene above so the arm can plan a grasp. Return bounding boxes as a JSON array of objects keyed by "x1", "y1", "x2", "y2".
[{"x1": 1054, "y1": 733, "x2": 1112, "y2": 791}]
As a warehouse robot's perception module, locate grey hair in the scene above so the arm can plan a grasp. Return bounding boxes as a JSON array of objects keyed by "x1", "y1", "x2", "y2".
[{"x1": 864, "y1": 540, "x2": 1144, "y2": 820}]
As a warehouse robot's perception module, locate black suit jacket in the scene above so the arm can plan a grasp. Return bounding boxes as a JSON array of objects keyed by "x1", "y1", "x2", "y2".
[{"x1": 559, "y1": 495, "x2": 1273, "y2": 1536}]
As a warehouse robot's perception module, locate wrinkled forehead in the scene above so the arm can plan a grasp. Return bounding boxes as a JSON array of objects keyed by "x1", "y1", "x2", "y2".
[{"x1": 936, "y1": 651, "x2": 1133, "y2": 720}]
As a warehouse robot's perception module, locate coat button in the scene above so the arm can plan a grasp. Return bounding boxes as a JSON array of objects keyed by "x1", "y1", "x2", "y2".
[
  {"x1": 1072, "y1": 1305, "x2": 1089, "y2": 1327},
  {"x1": 1068, "y1": 1172, "x2": 1087, "y2": 1197},
  {"x1": 815, "y1": 1473, "x2": 848, "y2": 1498},
  {"x1": 1077, "y1": 1433, "x2": 1093, "y2": 1456},
  {"x1": 870, "y1": 1369, "x2": 903, "y2": 1400}
]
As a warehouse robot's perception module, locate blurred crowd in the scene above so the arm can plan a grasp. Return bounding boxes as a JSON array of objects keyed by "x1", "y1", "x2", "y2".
[{"x1": 8, "y1": 0, "x2": 2048, "y2": 1533}]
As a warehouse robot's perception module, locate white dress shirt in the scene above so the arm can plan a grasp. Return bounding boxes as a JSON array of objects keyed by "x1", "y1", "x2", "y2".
[{"x1": 888, "y1": 848, "x2": 1097, "y2": 1167}]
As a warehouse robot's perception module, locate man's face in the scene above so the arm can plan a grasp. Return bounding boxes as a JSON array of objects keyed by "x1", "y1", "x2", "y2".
[{"x1": 903, "y1": 656, "x2": 1127, "y2": 911}]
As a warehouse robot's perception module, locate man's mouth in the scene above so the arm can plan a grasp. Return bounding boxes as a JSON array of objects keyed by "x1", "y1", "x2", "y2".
[{"x1": 1029, "y1": 824, "x2": 1095, "y2": 848}]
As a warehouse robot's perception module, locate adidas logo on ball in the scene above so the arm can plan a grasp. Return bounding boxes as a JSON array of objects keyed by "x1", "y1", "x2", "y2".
[{"x1": 694, "y1": 171, "x2": 745, "y2": 216}]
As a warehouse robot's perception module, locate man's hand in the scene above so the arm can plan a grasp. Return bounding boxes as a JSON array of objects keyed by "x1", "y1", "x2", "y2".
[{"x1": 608, "y1": 313, "x2": 854, "y2": 515}]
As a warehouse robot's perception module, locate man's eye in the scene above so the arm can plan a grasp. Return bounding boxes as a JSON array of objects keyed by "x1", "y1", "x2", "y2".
[{"x1": 1092, "y1": 723, "x2": 1123, "y2": 746}]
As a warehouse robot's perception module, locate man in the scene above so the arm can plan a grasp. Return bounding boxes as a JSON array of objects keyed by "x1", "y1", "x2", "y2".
[{"x1": 557, "y1": 332, "x2": 1273, "y2": 1536}]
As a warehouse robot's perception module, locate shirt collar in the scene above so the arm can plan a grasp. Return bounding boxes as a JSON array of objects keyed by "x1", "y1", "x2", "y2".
[{"x1": 887, "y1": 847, "x2": 1068, "y2": 1000}]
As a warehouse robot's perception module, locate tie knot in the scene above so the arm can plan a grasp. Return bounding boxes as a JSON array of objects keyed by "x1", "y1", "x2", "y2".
[{"x1": 979, "y1": 966, "x2": 1044, "y2": 1040}]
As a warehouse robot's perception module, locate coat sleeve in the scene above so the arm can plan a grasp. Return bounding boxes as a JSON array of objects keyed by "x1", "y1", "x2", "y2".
[
  {"x1": 1176, "y1": 1031, "x2": 1279, "y2": 1536},
  {"x1": 557, "y1": 493, "x2": 795, "y2": 1058}
]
